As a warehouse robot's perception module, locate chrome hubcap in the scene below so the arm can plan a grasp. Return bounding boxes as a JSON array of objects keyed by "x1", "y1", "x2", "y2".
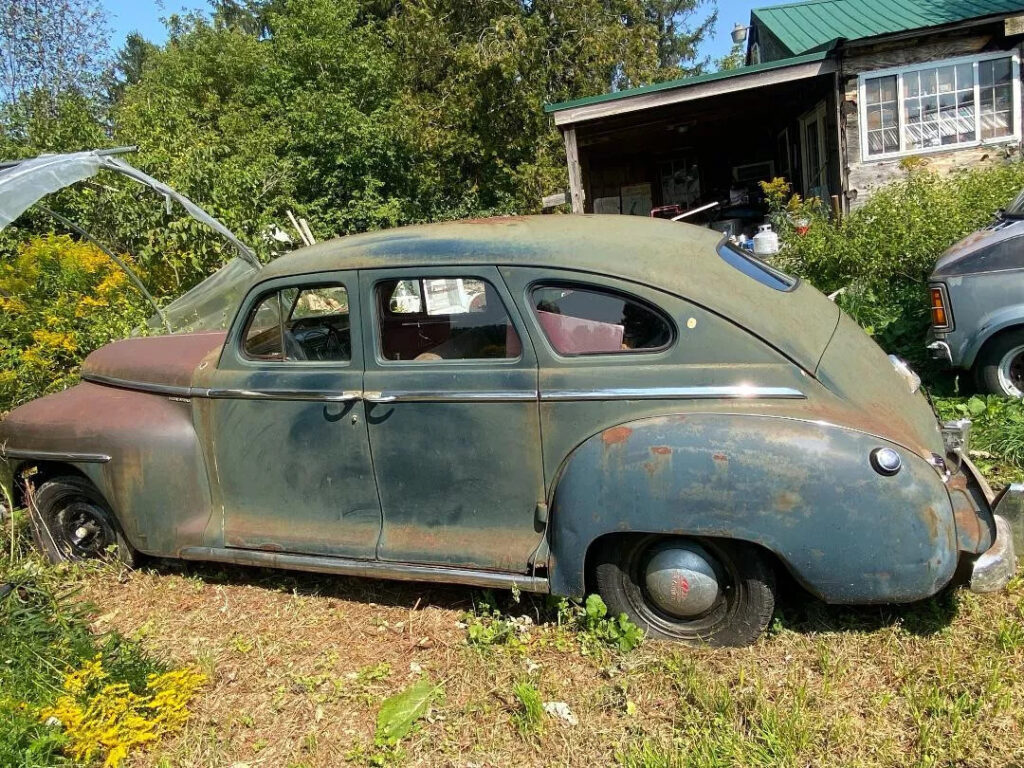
[
  {"x1": 998, "y1": 345, "x2": 1024, "y2": 398},
  {"x1": 643, "y1": 543, "x2": 721, "y2": 618}
]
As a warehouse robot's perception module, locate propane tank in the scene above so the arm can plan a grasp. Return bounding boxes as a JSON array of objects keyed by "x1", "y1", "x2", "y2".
[{"x1": 753, "y1": 223, "x2": 779, "y2": 256}]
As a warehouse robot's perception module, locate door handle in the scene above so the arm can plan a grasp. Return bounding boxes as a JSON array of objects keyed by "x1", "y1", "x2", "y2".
[{"x1": 363, "y1": 391, "x2": 397, "y2": 403}]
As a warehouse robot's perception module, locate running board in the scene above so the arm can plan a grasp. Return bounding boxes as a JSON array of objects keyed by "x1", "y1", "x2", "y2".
[{"x1": 178, "y1": 546, "x2": 550, "y2": 593}]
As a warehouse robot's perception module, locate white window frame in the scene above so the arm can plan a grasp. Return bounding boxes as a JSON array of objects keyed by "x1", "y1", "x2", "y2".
[{"x1": 857, "y1": 50, "x2": 1022, "y2": 162}]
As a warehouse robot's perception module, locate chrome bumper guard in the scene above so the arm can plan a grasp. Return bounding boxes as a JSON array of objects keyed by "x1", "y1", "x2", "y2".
[
  {"x1": 969, "y1": 483, "x2": 1022, "y2": 593},
  {"x1": 927, "y1": 340, "x2": 953, "y2": 365}
]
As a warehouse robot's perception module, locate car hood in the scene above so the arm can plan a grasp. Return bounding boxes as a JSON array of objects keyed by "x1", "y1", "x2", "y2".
[
  {"x1": 932, "y1": 217, "x2": 1024, "y2": 278},
  {"x1": 80, "y1": 331, "x2": 227, "y2": 392}
]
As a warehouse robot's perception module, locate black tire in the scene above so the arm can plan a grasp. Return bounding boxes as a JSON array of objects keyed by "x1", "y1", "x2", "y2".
[
  {"x1": 29, "y1": 476, "x2": 136, "y2": 566},
  {"x1": 974, "y1": 328, "x2": 1024, "y2": 398},
  {"x1": 593, "y1": 535, "x2": 775, "y2": 647}
]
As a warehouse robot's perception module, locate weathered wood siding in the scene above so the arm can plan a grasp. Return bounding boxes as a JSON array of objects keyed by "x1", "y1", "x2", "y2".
[{"x1": 838, "y1": 29, "x2": 1024, "y2": 208}]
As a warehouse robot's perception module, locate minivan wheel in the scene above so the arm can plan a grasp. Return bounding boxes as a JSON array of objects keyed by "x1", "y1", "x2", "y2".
[
  {"x1": 593, "y1": 535, "x2": 775, "y2": 647},
  {"x1": 976, "y1": 329, "x2": 1024, "y2": 398},
  {"x1": 29, "y1": 476, "x2": 136, "y2": 566}
]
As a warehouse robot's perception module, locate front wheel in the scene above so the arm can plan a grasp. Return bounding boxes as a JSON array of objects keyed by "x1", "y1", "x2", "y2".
[
  {"x1": 593, "y1": 535, "x2": 775, "y2": 647},
  {"x1": 29, "y1": 476, "x2": 136, "y2": 566},
  {"x1": 975, "y1": 329, "x2": 1024, "y2": 397}
]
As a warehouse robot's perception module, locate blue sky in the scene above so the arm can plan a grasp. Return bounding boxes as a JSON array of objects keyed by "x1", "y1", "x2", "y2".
[{"x1": 101, "y1": 0, "x2": 756, "y2": 63}]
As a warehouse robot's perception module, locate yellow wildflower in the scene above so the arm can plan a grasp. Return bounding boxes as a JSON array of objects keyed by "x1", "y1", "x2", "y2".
[{"x1": 40, "y1": 657, "x2": 205, "y2": 768}]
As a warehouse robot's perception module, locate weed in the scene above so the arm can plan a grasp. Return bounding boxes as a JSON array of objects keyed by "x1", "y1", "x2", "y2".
[
  {"x1": 578, "y1": 594, "x2": 645, "y2": 654},
  {"x1": 509, "y1": 681, "x2": 544, "y2": 736}
]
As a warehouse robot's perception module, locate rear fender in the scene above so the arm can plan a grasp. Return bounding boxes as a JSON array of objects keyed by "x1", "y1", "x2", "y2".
[{"x1": 547, "y1": 413, "x2": 958, "y2": 603}]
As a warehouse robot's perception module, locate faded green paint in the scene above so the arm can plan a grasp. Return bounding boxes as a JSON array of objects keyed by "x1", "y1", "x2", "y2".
[{"x1": 0, "y1": 216, "x2": 1000, "y2": 605}]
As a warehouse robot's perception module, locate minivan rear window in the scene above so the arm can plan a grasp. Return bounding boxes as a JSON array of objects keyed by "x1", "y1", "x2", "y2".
[{"x1": 717, "y1": 241, "x2": 798, "y2": 292}]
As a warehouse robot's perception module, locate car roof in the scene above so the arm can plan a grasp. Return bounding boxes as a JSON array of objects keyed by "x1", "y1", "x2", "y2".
[
  {"x1": 258, "y1": 214, "x2": 721, "y2": 282},
  {"x1": 255, "y1": 215, "x2": 838, "y2": 371}
]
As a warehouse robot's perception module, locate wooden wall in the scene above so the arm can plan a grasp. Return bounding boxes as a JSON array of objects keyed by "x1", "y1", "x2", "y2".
[{"x1": 838, "y1": 27, "x2": 1024, "y2": 208}]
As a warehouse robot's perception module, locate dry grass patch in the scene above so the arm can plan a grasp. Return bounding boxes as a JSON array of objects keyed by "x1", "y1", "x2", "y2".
[{"x1": 65, "y1": 561, "x2": 1024, "y2": 768}]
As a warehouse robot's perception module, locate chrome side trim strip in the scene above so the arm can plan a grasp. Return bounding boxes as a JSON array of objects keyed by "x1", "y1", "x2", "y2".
[
  {"x1": 82, "y1": 373, "x2": 193, "y2": 398},
  {"x1": 375, "y1": 391, "x2": 537, "y2": 403},
  {"x1": 1, "y1": 449, "x2": 111, "y2": 464},
  {"x1": 179, "y1": 546, "x2": 550, "y2": 592},
  {"x1": 541, "y1": 385, "x2": 804, "y2": 401},
  {"x1": 204, "y1": 389, "x2": 363, "y2": 402}
]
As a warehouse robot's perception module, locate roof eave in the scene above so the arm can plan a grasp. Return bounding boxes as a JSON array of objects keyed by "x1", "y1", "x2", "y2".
[{"x1": 545, "y1": 50, "x2": 835, "y2": 128}]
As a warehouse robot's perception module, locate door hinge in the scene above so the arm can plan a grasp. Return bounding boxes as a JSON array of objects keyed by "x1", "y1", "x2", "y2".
[{"x1": 534, "y1": 501, "x2": 549, "y2": 526}]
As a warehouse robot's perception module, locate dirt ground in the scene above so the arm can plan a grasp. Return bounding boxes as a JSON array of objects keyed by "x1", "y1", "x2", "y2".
[{"x1": 75, "y1": 560, "x2": 1024, "y2": 768}]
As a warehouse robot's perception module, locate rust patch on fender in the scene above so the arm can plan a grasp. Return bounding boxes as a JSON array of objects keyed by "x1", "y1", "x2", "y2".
[
  {"x1": 650, "y1": 445, "x2": 671, "y2": 455},
  {"x1": 602, "y1": 426, "x2": 632, "y2": 446},
  {"x1": 774, "y1": 491, "x2": 802, "y2": 513},
  {"x1": 712, "y1": 452, "x2": 728, "y2": 464}
]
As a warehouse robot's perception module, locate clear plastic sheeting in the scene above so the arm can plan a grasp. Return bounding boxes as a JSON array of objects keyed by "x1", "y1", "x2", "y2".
[
  {"x1": 0, "y1": 147, "x2": 263, "y2": 335},
  {"x1": 0, "y1": 151, "x2": 102, "y2": 229},
  {"x1": 148, "y1": 257, "x2": 259, "y2": 334}
]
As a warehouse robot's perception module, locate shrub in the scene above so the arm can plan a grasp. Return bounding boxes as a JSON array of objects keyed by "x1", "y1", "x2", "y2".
[
  {"x1": 0, "y1": 234, "x2": 149, "y2": 413},
  {"x1": 762, "y1": 161, "x2": 1024, "y2": 368}
]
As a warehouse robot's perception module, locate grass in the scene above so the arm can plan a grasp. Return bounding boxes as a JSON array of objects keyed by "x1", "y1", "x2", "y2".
[
  {"x1": 0, "y1": 516, "x2": 202, "y2": 768},
  {"x1": 0, "y1": 536, "x2": 1020, "y2": 768}
]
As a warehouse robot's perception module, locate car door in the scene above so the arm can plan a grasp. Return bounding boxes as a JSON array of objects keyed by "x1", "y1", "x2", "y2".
[
  {"x1": 360, "y1": 267, "x2": 546, "y2": 572},
  {"x1": 200, "y1": 270, "x2": 382, "y2": 558}
]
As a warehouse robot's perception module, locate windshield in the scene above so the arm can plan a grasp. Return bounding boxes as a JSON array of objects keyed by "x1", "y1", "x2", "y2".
[
  {"x1": 147, "y1": 257, "x2": 259, "y2": 334},
  {"x1": 1002, "y1": 187, "x2": 1024, "y2": 218}
]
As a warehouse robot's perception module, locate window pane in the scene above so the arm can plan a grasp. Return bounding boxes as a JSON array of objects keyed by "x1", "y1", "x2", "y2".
[
  {"x1": 922, "y1": 69, "x2": 937, "y2": 95},
  {"x1": 286, "y1": 286, "x2": 350, "y2": 362},
  {"x1": 244, "y1": 293, "x2": 284, "y2": 360},
  {"x1": 879, "y1": 75, "x2": 897, "y2": 102},
  {"x1": 905, "y1": 71, "x2": 920, "y2": 98},
  {"x1": 955, "y1": 63, "x2": 973, "y2": 90},
  {"x1": 377, "y1": 278, "x2": 520, "y2": 361},
  {"x1": 531, "y1": 284, "x2": 673, "y2": 355},
  {"x1": 993, "y1": 57, "x2": 1012, "y2": 85},
  {"x1": 866, "y1": 78, "x2": 881, "y2": 104},
  {"x1": 937, "y1": 65, "x2": 955, "y2": 93},
  {"x1": 980, "y1": 60, "x2": 994, "y2": 87}
]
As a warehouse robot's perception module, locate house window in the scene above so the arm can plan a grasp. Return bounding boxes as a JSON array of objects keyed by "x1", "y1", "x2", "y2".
[{"x1": 859, "y1": 53, "x2": 1020, "y2": 160}]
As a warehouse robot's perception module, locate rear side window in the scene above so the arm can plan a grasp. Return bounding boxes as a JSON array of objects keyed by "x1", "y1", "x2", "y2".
[
  {"x1": 717, "y1": 242, "x2": 797, "y2": 291},
  {"x1": 242, "y1": 284, "x2": 351, "y2": 362},
  {"x1": 530, "y1": 283, "x2": 673, "y2": 355}
]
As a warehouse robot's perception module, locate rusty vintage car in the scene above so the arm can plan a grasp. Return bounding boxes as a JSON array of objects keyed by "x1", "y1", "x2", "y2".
[{"x1": 1, "y1": 214, "x2": 1021, "y2": 646}]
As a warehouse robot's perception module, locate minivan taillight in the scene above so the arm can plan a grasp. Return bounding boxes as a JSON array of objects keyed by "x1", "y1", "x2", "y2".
[{"x1": 930, "y1": 284, "x2": 953, "y2": 331}]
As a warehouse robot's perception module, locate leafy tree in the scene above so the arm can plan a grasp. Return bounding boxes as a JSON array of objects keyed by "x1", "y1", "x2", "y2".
[{"x1": 0, "y1": 0, "x2": 111, "y2": 109}]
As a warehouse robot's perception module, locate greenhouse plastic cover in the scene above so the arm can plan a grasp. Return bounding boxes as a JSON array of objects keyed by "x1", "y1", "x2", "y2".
[{"x1": 0, "y1": 149, "x2": 261, "y2": 333}]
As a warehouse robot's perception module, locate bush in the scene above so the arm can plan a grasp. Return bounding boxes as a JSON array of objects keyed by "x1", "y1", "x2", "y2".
[
  {"x1": 762, "y1": 161, "x2": 1024, "y2": 369},
  {"x1": 0, "y1": 234, "x2": 149, "y2": 413}
]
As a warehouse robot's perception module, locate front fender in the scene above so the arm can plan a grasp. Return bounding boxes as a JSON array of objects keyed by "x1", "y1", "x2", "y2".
[
  {"x1": 959, "y1": 303, "x2": 1024, "y2": 369},
  {"x1": 548, "y1": 413, "x2": 958, "y2": 603},
  {"x1": 0, "y1": 382, "x2": 214, "y2": 554}
]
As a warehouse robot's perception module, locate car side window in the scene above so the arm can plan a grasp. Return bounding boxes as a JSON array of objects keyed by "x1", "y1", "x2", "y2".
[
  {"x1": 530, "y1": 283, "x2": 673, "y2": 355},
  {"x1": 376, "y1": 277, "x2": 521, "y2": 361},
  {"x1": 242, "y1": 284, "x2": 351, "y2": 362}
]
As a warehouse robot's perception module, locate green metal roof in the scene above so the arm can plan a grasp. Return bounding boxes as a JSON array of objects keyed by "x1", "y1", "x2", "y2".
[
  {"x1": 544, "y1": 49, "x2": 830, "y2": 114},
  {"x1": 753, "y1": 0, "x2": 1024, "y2": 56}
]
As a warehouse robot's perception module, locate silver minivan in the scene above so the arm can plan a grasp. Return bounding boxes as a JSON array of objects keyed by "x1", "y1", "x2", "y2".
[{"x1": 928, "y1": 189, "x2": 1024, "y2": 397}]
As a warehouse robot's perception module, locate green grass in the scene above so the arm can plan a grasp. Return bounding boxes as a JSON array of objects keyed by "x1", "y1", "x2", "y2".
[{"x1": 0, "y1": 515, "x2": 167, "y2": 767}]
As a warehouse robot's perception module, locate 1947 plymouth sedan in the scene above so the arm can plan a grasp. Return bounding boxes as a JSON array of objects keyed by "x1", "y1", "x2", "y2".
[{"x1": 1, "y1": 215, "x2": 1021, "y2": 646}]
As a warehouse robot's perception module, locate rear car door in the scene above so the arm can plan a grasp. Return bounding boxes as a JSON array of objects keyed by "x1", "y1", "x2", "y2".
[
  {"x1": 360, "y1": 267, "x2": 546, "y2": 572},
  {"x1": 200, "y1": 270, "x2": 382, "y2": 558}
]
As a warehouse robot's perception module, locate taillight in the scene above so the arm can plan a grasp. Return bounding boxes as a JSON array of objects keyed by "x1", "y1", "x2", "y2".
[{"x1": 930, "y1": 284, "x2": 952, "y2": 331}]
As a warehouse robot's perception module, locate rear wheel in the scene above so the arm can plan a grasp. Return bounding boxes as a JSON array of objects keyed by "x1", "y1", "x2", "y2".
[
  {"x1": 29, "y1": 476, "x2": 136, "y2": 566},
  {"x1": 975, "y1": 328, "x2": 1024, "y2": 397},
  {"x1": 593, "y1": 535, "x2": 775, "y2": 647}
]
